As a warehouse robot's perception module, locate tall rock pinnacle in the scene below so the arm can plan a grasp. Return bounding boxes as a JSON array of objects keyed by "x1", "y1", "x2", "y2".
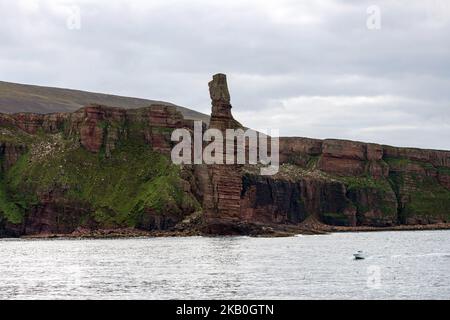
[
  {"x1": 200, "y1": 73, "x2": 244, "y2": 234},
  {"x1": 208, "y1": 73, "x2": 230, "y2": 103},
  {"x1": 208, "y1": 73, "x2": 241, "y2": 130}
]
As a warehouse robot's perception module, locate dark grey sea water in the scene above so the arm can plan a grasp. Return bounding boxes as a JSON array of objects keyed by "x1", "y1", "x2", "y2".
[{"x1": 0, "y1": 230, "x2": 449, "y2": 299}]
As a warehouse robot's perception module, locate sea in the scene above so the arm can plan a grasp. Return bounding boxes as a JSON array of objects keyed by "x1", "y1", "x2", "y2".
[{"x1": 0, "y1": 230, "x2": 449, "y2": 299}]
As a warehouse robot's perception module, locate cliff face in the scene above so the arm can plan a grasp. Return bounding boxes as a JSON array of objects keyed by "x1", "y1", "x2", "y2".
[
  {"x1": 235, "y1": 138, "x2": 450, "y2": 228},
  {"x1": 195, "y1": 75, "x2": 450, "y2": 233},
  {"x1": 200, "y1": 74, "x2": 246, "y2": 234},
  {"x1": 0, "y1": 74, "x2": 449, "y2": 236},
  {"x1": 0, "y1": 105, "x2": 200, "y2": 236},
  {"x1": 273, "y1": 137, "x2": 450, "y2": 226}
]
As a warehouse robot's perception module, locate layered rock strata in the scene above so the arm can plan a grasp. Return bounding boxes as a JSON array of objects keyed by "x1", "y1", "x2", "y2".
[{"x1": 0, "y1": 74, "x2": 449, "y2": 236}]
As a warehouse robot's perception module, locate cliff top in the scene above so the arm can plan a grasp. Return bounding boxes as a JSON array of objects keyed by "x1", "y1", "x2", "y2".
[{"x1": 0, "y1": 80, "x2": 210, "y2": 123}]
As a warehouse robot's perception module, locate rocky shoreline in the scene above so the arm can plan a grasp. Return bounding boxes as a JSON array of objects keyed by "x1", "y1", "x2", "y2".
[
  {"x1": 14, "y1": 222, "x2": 450, "y2": 240},
  {"x1": 317, "y1": 222, "x2": 450, "y2": 233}
]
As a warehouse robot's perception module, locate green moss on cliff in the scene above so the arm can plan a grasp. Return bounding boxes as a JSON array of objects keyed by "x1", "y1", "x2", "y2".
[
  {"x1": 341, "y1": 176, "x2": 391, "y2": 193},
  {"x1": 321, "y1": 212, "x2": 351, "y2": 226},
  {"x1": 0, "y1": 146, "x2": 37, "y2": 224},
  {"x1": 437, "y1": 167, "x2": 450, "y2": 175},
  {"x1": 0, "y1": 180, "x2": 24, "y2": 224},
  {"x1": 151, "y1": 126, "x2": 174, "y2": 134},
  {"x1": 0, "y1": 127, "x2": 33, "y2": 145},
  {"x1": 404, "y1": 176, "x2": 450, "y2": 220},
  {"x1": 385, "y1": 157, "x2": 447, "y2": 174},
  {"x1": 387, "y1": 168, "x2": 450, "y2": 222},
  {"x1": 4, "y1": 136, "x2": 199, "y2": 228},
  {"x1": 384, "y1": 157, "x2": 412, "y2": 167},
  {"x1": 306, "y1": 156, "x2": 319, "y2": 169},
  {"x1": 337, "y1": 176, "x2": 397, "y2": 220}
]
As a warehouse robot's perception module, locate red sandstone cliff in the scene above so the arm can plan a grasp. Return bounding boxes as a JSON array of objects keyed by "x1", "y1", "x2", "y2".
[
  {"x1": 1, "y1": 74, "x2": 449, "y2": 237},
  {"x1": 196, "y1": 75, "x2": 450, "y2": 233}
]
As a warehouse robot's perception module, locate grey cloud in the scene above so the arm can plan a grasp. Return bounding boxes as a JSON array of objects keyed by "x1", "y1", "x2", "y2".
[{"x1": 0, "y1": 0, "x2": 449, "y2": 149}]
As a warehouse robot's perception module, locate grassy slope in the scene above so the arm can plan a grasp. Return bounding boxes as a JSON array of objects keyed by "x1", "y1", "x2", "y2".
[{"x1": 0, "y1": 80, "x2": 210, "y2": 123}]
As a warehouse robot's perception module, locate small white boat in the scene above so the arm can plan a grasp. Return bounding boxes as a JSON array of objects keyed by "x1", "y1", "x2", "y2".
[{"x1": 353, "y1": 251, "x2": 366, "y2": 260}]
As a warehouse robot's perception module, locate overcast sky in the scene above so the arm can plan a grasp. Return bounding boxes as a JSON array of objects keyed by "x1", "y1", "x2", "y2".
[{"x1": 1, "y1": 0, "x2": 449, "y2": 149}]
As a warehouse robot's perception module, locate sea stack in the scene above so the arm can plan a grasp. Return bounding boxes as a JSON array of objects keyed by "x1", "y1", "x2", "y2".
[{"x1": 201, "y1": 73, "x2": 245, "y2": 234}]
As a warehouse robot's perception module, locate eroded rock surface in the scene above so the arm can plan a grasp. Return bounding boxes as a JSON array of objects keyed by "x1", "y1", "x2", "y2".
[{"x1": 1, "y1": 74, "x2": 449, "y2": 236}]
